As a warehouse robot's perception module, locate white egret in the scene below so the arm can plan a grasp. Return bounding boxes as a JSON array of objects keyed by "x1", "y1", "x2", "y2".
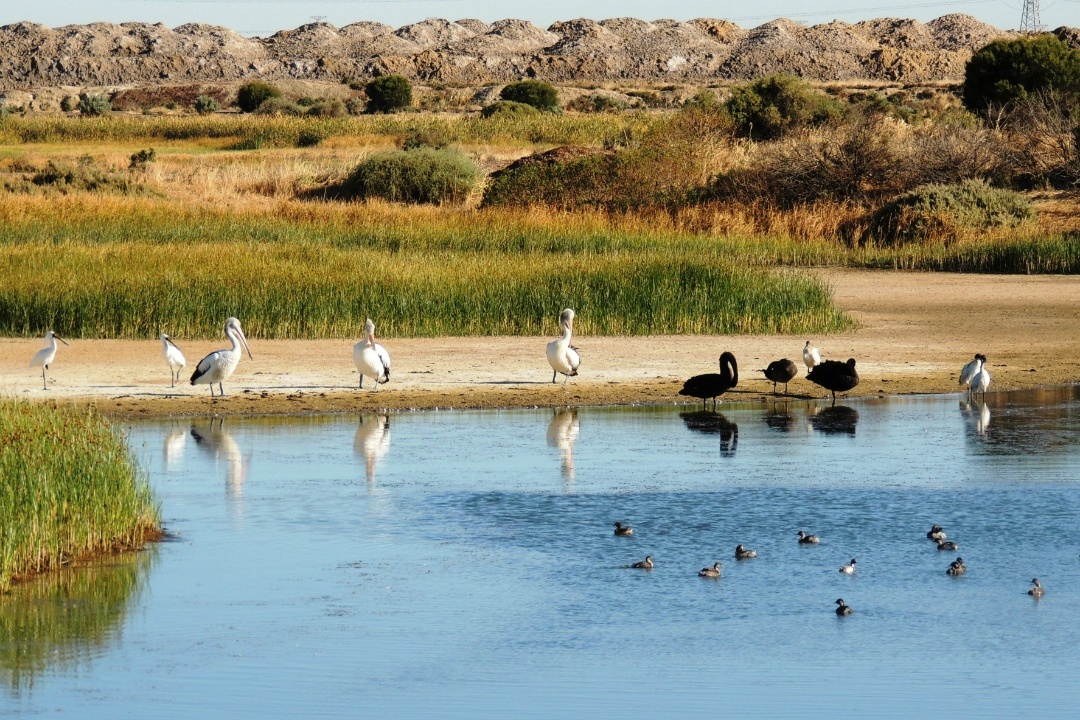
[
  {"x1": 29, "y1": 330, "x2": 69, "y2": 390},
  {"x1": 353, "y1": 318, "x2": 391, "y2": 390},
  {"x1": 803, "y1": 340, "x2": 822, "y2": 370},
  {"x1": 971, "y1": 363, "x2": 991, "y2": 399},
  {"x1": 546, "y1": 308, "x2": 580, "y2": 384},
  {"x1": 959, "y1": 353, "x2": 985, "y2": 391},
  {"x1": 160, "y1": 334, "x2": 187, "y2": 387},
  {"x1": 190, "y1": 317, "x2": 253, "y2": 397}
]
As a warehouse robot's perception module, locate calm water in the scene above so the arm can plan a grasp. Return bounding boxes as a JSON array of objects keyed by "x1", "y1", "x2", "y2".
[{"x1": 3, "y1": 388, "x2": 1080, "y2": 718}]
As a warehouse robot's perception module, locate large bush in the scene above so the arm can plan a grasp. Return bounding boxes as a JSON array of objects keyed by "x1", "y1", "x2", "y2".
[
  {"x1": 194, "y1": 95, "x2": 220, "y2": 115},
  {"x1": 365, "y1": 75, "x2": 413, "y2": 113},
  {"x1": 500, "y1": 80, "x2": 559, "y2": 112},
  {"x1": 236, "y1": 81, "x2": 282, "y2": 113},
  {"x1": 480, "y1": 100, "x2": 541, "y2": 119},
  {"x1": 338, "y1": 148, "x2": 479, "y2": 204},
  {"x1": 963, "y1": 35, "x2": 1080, "y2": 113},
  {"x1": 78, "y1": 94, "x2": 111, "y2": 117},
  {"x1": 724, "y1": 74, "x2": 842, "y2": 140},
  {"x1": 866, "y1": 179, "x2": 1034, "y2": 245}
]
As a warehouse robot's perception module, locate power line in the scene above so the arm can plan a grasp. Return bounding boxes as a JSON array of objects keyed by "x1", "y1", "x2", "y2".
[{"x1": 1020, "y1": 0, "x2": 1044, "y2": 30}]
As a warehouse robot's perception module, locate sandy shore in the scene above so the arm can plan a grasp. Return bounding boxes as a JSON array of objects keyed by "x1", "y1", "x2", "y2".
[{"x1": 2, "y1": 270, "x2": 1077, "y2": 419}]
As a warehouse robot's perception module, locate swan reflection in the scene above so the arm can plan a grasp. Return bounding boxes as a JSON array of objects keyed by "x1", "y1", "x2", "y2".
[
  {"x1": 546, "y1": 408, "x2": 580, "y2": 485},
  {"x1": 190, "y1": 418, "x2": 248, "y2": 500},
  {"x1": 162, "y1": 426, "x2": 187, "y2": 468},
  {"x1": 354, "y1": 414, "x2": 391, "y2": 484},
  {"x1": 680, "y1": 411, "x2": 738, "y2": 457},
  {"x1": 808, "y1": 405, "x2": 859, "y2": 436},
  {"x1": 764, "y1": 404, "x2": 795, "y2": 433}
]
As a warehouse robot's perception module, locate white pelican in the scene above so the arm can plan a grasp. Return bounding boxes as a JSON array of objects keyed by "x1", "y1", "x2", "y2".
[
  {"x1": 29, "y1": 330, "x2": 69, "y2": 390},
  {"x1": 189, "y1": 317, "x2": 252, "y2": 397},
  {"x1": 546, "y1": 308, "x2": 580, "y2": 384},
  {"x1": 803, "y1": 340, "x2": 822, "y2": 370},
  {"x1": 971, "y1": 363, "x2": 991, "y2": 399},
  {"x1": 353, "y1": 318, "x2": 391, "y2": 390},
  {"x1": 959, "y1": 354, "x2": 985, "y2": 391},
  {"x1": 160, "y1": 334, "x2": 187, "y2": 387}
]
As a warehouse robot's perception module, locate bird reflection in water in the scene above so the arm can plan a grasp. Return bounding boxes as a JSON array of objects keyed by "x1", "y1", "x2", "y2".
[
  {"x1": 546, "y1": 408, "x2": 580, "y2": 488},
  {"x1": 763, "y1": 403, "x2": 795, "y2": 433},
  {"x1": 808, "y1": 405, "x2": 859, "y2": 436},
  {"x1": 680, "y1": 411, "x2": 739, "y2": 457},
  {"x1": 190, "y1": 418, "x2": 249, "y2": 501},
  {"x1": 354, "y1": 414, "x2": 391, "y2": 486},
  {"x1": 162, "y1": 425, "x2": 187, "y2": 469},
  {"x1": 959, "y1": 399, "x2": 991, "y2": 436}
]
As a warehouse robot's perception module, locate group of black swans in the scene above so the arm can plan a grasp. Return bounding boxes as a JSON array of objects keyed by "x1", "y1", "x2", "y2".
[{"x1": 678, "y1": 342, "x2": 861, "y2": 409}]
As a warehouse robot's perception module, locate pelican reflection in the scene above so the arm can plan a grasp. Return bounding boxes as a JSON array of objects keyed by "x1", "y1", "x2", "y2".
[
  {"x1": 190, "y1": 418, "x2": 248, "y2": 499},
  {"x1": 354, "y1": 414, "x2": 391, "y2": 484},
  {"x1": 546, "y1": 408, "x2": 580, "y2": 485},
  {"x1": 808, "y1": 405, "x2": 859, "y2": 436},
  {"x1": 680, "y1": 411, "x2": 738, "y2": 457},
  {"x1": 162, "y1": 426, "x2": 187, "y2": 469}
]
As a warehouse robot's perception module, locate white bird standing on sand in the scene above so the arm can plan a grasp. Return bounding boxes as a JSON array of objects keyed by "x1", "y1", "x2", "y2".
[
  {"x1": 353, "y1": 318, "x2": 391, "y2": 391},
  {"x1": 160, "y1": 334, "x2": 186, "y2": 388},
  {"x1": 803, "y1": 340, "x2": 822, "y2": 370},
  {"x1": 189, "y1": 317, "x2": 253, "y2": 397},
  {"x1": 959, "y1": 354, "x2": 986, "y2": 391},
  {"x1": 971, "y1": 363, "x2": 991, "y2": 399},
  {"x1": 30, "y1": 330, "x2": 69, "y2": 390},
  {"x1": 546, "y1": 308, "x2": 580, "y2": 384}
]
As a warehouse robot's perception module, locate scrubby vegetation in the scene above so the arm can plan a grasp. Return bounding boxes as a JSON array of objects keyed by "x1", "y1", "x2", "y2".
[
  {"x1": 963, "y1": 35, "x2": 1080, "y2": 114},
  {"x1": 500, "y1": 80, "x2": 559, "y2": 111},
  {"x1": 364, "y1": 74, "x2": 413, "y2": 113},
  {"x1": 724, "y1": 74, "x2": 842, "y2": 140},
  {"x1": 0, "y1": 401, "x2": 160, "y2": 591},
  {"x1": 330, "y1": 148, "x2": 480, "y2": 204},
  {"x1": 237, "y1": 81, "x2": 282, "y2": 113}
]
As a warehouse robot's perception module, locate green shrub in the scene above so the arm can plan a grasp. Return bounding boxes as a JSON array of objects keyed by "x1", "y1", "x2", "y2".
[
  {"x1": 480, "y1": 100, "x2": 541, "y2": 119},
  {"x1": 60, "y1": 96, "x2": 78, "y2": 113},
  {"x1": 345, "y1": 97, "x2": 366, "y2": 116},
  {"x1": 337, "y1": 148, "x2": 480, "y2": 203},
  {"x1": 963, "y1": 35, "x2": 1080, "y2": 114},
  {"x1": 254, "y1": 97, "x2": 304, "y2": 116},
  {"x1": 567, "y1": 94, "x2": 627, "y2": 113},
  {"x1": 78, "y1": 94, "x2": 111, "y2": 117},
  {"x1": 296, "y1": 97, "x2": 316, "y2": 107},
  {"x1": 684, "y1": 88, "x2": 722, "y2": 111},
  {"x1": 724, "y1": 74, "x2": 842, "y2": 140},
  {"x1": 364, "y1": 75, "x2": 413, "y2": 113},
  {"x1": 128, "y1": 148, "x2": 156, "y2": 170},
  {"x1": 401, "y1": 127, "x2": 451, "y2": 150},
  {"x1": 866, "y1": 179, "x2": 1034, "y2": 245},
  {"x1": 29, "y1": 160, "x2": 146, "y2": 195},
  {"x1": 193, "y1": 95, "x2": 220, "y2": 115},
  {"x1": 236, "y1": 81, "x2": 282, "y2": 113},
  {"x1": 500, "y1": 80, "x2": 559, "y2": 111},
  {"x1": 306, "y1": 98, "x2": 347, "y2": 117}
]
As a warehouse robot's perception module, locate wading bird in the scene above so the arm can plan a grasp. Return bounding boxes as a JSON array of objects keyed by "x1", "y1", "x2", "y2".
[
  {"x1": 971, "y1": 363, "x2": 991, "y2": 399},
  {"x1": 761, "y1": 358, "x2": 798, "y2": 394},
  {"x1": 353, "y1": 318, "x2": 391, "y2": 391},
  {"x1": 807, "y1": 358, "x2": 860, "y2": 401},
  {"x1": 959, "y1": 354, "x2": 986, "y2": 391},
  {"x1": 546, "y1": 308, "x2": 580, "y2": 384},
  {"x1": 679, "y1": 352, "x2": 738, "y2": 410},
  {"x1": 160, "y1": 334, "x2": 186, "y2": 388},
  {"x1": 190, "y1": 317, "x2": 252, "y2": 397},
  {"x1": 29, "y1": 330, "x2": 69, "y2": 390},
  {"x1": 803, "y1": 341, "x2": 822, "y2": 370},
  {"x1": 835, "y1": 598, "x2": 852, "y2": 616}
]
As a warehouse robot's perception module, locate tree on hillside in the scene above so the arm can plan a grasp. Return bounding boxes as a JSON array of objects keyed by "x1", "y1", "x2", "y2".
[{"x1": 963, "y1": 35, "x2": 1080, "y2": 114}]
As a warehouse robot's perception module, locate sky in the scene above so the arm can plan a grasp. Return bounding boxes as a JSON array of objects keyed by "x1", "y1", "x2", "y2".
[{"x1": 0, "y1": 0, "x2": 1076, "y2": 37}]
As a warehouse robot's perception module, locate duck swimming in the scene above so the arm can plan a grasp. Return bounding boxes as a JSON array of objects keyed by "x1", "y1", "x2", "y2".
[
  {"x1": 735, "y1": 544, "x2": 757, "y2": 560},
  {"x1": 835, "y1": 598, "x2": 852, "y2": 616},
  {"x1": 947, "y1": 557, "x2": 966, "y2": 576},
  {"x1": 936, "y1": 539, "x2": 959, "y2": 551},
  {"x1": 698, "y1": 562, "x2": 722, "y2": 578},
  {"x1": 839, "y1": 558, "x2": 857, "y2": 575},
  {"x1": 1028, "y1": 578, "x2": 1045, "y2": 598},
  {"x1": 798, "y1": 530, "x2": 820, "y2": 544},
  {"x1": 927, "y1": 524, "x2": 947, "y2": 541},
  {"x1": 613, "y1": 522, "x2": 634, "y2": 536},
  {"x1": 629, "y1": 555, "x2": 654, "y2": 569}
]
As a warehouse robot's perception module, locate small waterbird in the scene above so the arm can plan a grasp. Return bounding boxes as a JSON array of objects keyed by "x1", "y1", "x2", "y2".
[
  {"x1": 971, "y1": 363, "x2": 991, "y2": 399},
  {"x1": 835, "y1": 598, "x2": 852, "y2": 616},
  {"x1": 803, "y1": 340, "x2": 822, "y2": 370},
  {"x1": 190, "y1": 317, "x2": 253, "y2": 397},
  {"x1": 936, "y1": 539, "x2": 959, "y2": 551},
  {"x1": 679, "y1": 352, "x2": 738, "y2": 410},
  {"x1": 613, "y1": 522, "x2": 634, "y2": 536},
  {"x1": 353, "y1": 318, "x2": 391, "y2": 390},
  {"x1": 1028, "y1": 578, "x2": 1044, "y2": 598},
  {"x1": 927, "y1": 524, "x2": 947, "y2": 541},
  {"x1": 806, "y1": 358, "x2": 860, "y2": 401},
  {"x1": 947, "y1": 557, "x2": 966, "y2": 576},
  {"x1": 839, "y1": 558, "x2": 857, "y2": 575},
  {"x1": 546, "y1": 308, "x2": 580, "y2": 384},
  {"x1": 628, "y1": 555, "x2": 653, "y2": 569},
  {"x1": 735, "y1": 544, "x2": 757, "y2": 560},
  {"x1": 29, "y1": 330, "x2": 69, "y2": 390},
  {"x1": 761, "y1": 358, "x2": 798, "y2": 394},
  {"x1": 798, "y1": 530, "x2": 821, "y2": 544},
  {"x1": 160, "y1": 334, "x2": 186, "y2": 387},
  {"x1": 959, "y1": 354, "x2": 986, "y2": 391},
  {"x1": 699, "y1": 562, "x2": 722, "y2": 578}
]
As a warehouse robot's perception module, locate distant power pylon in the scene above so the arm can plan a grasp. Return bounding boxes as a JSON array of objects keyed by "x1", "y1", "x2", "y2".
[{"x1": 1020, "y1": 0, "x2": 1044, "y2": 33}]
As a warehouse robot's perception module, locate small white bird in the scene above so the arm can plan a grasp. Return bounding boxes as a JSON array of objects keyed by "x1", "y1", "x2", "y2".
[
  {"x1": 803, "y1": 340, "x2": 822, "y2": 370},
  {"x1": 353, "y1": 318, "x2": 391, "y2": 391},
  {"x1": 546, "y1": 308, "x2": 581, "y2": 384},
  {"x1": 190, "y1": 317, "x2": 253, "y2": 397},
  {"x1": 971, "y1": 363, "x2": 991, "y2": 399},
  {"x1": 160, "y1": 334, "x2": 187, "y2": 388},
  {"x1": 959, "y1": 354, "x2": 986, "y2": 390},
  {"x1": 30, "y1": 330, "x2": 70, "y2": 390}
]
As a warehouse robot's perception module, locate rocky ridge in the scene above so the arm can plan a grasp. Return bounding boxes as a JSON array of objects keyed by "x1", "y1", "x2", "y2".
[{"x1": 0, "y1": 14, "x2": 1022, "y2": 93}]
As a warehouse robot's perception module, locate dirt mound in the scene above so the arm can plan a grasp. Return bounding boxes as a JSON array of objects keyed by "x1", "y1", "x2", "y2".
[{"x1": 0, "y1": 14, "x2": 1013, "y2": 94}]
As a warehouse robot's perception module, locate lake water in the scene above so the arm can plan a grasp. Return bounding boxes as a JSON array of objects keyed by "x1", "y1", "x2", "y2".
[{"x1": 3, "y1": 388, "x2": 1080, "y2": 718}]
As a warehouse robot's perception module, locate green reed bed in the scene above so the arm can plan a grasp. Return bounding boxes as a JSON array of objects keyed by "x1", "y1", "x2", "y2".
[{"x1": 0, "y1": 401, "x2": 160, "y2": 591}]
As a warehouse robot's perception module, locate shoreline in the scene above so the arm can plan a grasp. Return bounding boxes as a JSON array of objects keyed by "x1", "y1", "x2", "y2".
[{"x1": 2, "y1": 270, "x2": 1077, "y2": 420}]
